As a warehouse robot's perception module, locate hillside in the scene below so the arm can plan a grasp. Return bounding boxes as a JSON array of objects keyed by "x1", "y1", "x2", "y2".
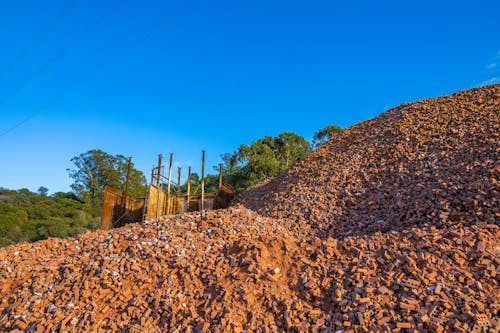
[{"x1": 0, "y1": 188, "x2": 99, "y2": 247}]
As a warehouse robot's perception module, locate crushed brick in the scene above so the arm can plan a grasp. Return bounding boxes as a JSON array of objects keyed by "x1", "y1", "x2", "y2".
[{"x1": 0, "y1": 85, "x2": 499, "y2": 332}]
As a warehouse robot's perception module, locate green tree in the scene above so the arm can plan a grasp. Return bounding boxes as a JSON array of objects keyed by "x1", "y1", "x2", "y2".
[
  {"x1": 114, "y1": 155, "x2": 148, "y2": 198},
  {"x1": 67, "y1": 150, "x2": 147, "y2": 213},
  {"x1": 37, "y1": 186, "x2": 49, "y2": 196},
  {"x1": 179, "y1": 173, "x2": 219, "y2": 194},
  {"x1": 234, "y1": 132, "x2": 311, "y2": 187},
  {"x1": 204, "y1": 174, "x2": 220, "y2": 193},
  {"x1": 275, "y1": 132, "x2": 311, "y2": 169},
  {"x1": 217, "y1": 152, "x2": 247, "y2": 189},
  {"x1": 312, "y1": 124, "x2": 343, "y2": 148}
]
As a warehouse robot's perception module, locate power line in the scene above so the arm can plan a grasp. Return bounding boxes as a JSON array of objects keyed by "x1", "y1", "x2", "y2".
[
  {"x1": 0, "y1": 0, "x2": 199, "y2": 138},
  {"x1": 0, "y1": 0, "x2": 127, "y2": 106},
  {"x1": 0, "y1": 0, "x2": 81, "y2": 81}
]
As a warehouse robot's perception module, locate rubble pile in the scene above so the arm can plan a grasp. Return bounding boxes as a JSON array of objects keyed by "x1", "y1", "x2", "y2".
[
  {"x1": 1, "y1": 207, "x2": 498, "y2": 332},
  {"x1": 0, "y1": 207, "x2": 298, "y2": 332},
  {"x1": 1, "y1": 85, "x2": 499, "y2": 332},
  {"x1": 237, "y1": 85, "x2": 499, "y2": 238}
]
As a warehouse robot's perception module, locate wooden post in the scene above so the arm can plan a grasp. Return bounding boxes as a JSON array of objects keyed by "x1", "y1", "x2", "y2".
[
  {"x1": 122, "y1": 157, "x2": 132, "y2": 206},
  {"x1": 143, "y1": 165, "x2": 154, "y2": 221},
  {"x1": 177, "y1": 167, "x2": 181, "y2": 194},
  {"x1": 218, "y1": 163, "x2": 223, "y2": 189},
  {"x1": 201, "y1": 150, "x2": 205, "y2": 214},
  {"x1": 166, "y1": 153, "x2": 173, "y2": 214},
  {"x1": 187, "y1": 166, "x2": 191, "y2": 211},
  {"x1": 155, "y1": 154, "x2": 162, "y2": 218},
  {"x1": 175, "y1": 167, "x2": 181, "y2": 213}
]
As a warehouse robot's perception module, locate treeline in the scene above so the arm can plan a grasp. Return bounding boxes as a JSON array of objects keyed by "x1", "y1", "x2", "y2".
[
  {"x1": 0, "y1": 124, "x2": 342, "y2": 247},
  {"x1": 0, "y1": 189, "x2": 99, "y2": 247},
  {"x1": 215, "y1": 125, "x2": 343, "y2": 189}
]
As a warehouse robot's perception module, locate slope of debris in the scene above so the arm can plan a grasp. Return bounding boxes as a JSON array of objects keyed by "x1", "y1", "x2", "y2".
[
  {"x1": 1, "y1": 85, "x2": 499, "y2": 332},
  {"x1": 1, "y1": 206, "x2": 498, "y2": 332},
  {"x1": 0, "y1": 207, "x2": 296, "y2": 332},
  {"x1": 237, "y1": 84, "x2": 500, "y2": 238}
]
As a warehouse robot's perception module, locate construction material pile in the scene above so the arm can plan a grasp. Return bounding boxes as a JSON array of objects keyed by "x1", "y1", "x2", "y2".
[
  {"x1": 238, "y1": 85, "x2": 500, "y2": 238},
  {"x1": 1, "y1": 85, "x2": 499, "y2": 332},
  {"x1": 1, "y1": 206, "x2": 498, "y2": 332}
]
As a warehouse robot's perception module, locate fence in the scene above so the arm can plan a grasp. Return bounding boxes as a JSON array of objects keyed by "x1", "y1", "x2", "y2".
[
  {"x1": 100, "y1": 152, "x2": 234, "y2": 230},
  {"x1": 100, "y1": 185, "x2": 146, "y2": 229}
]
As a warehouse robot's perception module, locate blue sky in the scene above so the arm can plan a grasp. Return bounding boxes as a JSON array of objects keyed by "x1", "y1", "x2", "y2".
[{"x1": 0, "y1": 0, "x2": 498, "y2": 193}]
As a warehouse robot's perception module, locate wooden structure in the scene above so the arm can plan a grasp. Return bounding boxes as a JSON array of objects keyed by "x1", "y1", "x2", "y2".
[
  {"x1": 100, "y1": 153, "x2": 234, "y2": 230},
  {"x1": 100, "y1": 185, "x2": 145, "y2": 229}
]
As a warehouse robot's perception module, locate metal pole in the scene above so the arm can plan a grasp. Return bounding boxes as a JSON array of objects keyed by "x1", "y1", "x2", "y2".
[
  {"x1": 167, "y1": 153, "x2": 173, "y2": 214},
  {"x1": 122, "y1": 157, "x2": 132, "y2": 206},
  {"x1": 187, "y1": 166, "x2": 191, "y2": 211},
  {"x1": 201, "y1": 150, "x2": 205, "y2": 214},
  {"x1": 219, "y1": 163, "x2": 223, "y2": 189},
  {"x1": 155, "y1": 154, "x2": 162, "y2": 218}
]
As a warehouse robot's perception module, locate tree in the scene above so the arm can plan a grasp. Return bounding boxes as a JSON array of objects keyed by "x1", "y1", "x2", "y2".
[
  {"x1": 67, "y1": 150, "x2": 147, "y2": 212},
  {"x1": 218, "y1": 152, "x2": 246, "y2": 189},
  {"x1": 204, "y1": 174, "x2": 220, "y2": 193},
  {"x1": 275, "y1": 132, "x2": 310, "y2": 169},
  {"x1": 233, "y1": 132, "x2": 311, "y2": 187},
  {"x1": 179, "y1": 172, "x2": 220, "y2": 195},
  {"x1": 219, "y1": 152, "x2": 241, "y2": 179},
  {"x1": 37, "y1": 186, "x2": 49, "y2": 196},
  {"x1": 312, "y1": 124, "x2": 343, "y2": 148},
  {"x1": 0, "y1": 187, "x2": 100, "y2": 247},
  {"x1": 113, "y1": 154, "x2": 148, "y2": 198},
  {"x1": 238, "y1": 137, "x2": 281, "y2": 186}
]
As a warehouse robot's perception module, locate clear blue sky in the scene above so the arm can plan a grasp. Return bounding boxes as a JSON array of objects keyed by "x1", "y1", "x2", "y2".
[{"x1": 0, "y1": 0, "x2": 498, "y2": 193}]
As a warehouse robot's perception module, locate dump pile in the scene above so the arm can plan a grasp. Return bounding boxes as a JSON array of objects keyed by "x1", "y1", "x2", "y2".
[
  {"x1": 238, "y1": 84, "x2": 500, "y2": 238},
  {"x1": 1, "y1": 206, "x2": 498, "y2": 332},
  {"x1": 1, "y1": 85, "x2": 499, "y2": 332},
  {"x1": 0, "y1": 207, "x2": 297, "y2": 332}
]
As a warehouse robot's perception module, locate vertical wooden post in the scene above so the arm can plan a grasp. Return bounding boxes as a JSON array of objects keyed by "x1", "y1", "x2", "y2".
[
  {"x1": 122, "y1": 157, "x2": 132, "y2": 206},
  {"x1": 166, "y1": 153, "x2": 173, "y2": 214},
  {"x1": 187, "y1": 166, "x2": 191, "y2": 211},
  {"x1": 201, "y1": 150, "x2": 205, "y2": 214},
  {"x1": 218, "y1": 163, "x2": 223, "y2": 189},
  {"x1": 144, "y1": 165, "x2": 154, "y2": 220},
  {"x1": 155, "y1": 154, "x2": 162, "y2": 218},
  {"x1": 176, "y1": 167, "x2": 181, "y2": 213},
  {"x1": 177, "y1": 167, "x2": 181, "y2": 194}
]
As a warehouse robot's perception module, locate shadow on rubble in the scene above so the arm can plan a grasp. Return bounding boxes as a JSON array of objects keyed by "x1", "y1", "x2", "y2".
[{"x1": 237, "y1": 144, "x2": 497, "y2": 240}]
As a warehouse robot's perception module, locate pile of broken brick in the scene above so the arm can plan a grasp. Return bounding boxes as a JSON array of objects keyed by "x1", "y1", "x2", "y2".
[
  {"x1": 1, "y1": 85, "x2": 499, "y2": 332},
  {"x1": 237, "y1": 84, "x2": 499, "y2": 238}
]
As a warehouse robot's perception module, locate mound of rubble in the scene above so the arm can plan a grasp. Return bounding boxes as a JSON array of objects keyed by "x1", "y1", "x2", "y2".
[
  {"x1": 237, "y1": 84, "x2": 500, "y2": 238},
  {"x1": 1, "y1": 206, "x2": 498, "y2": 332},
  {"x1": 1, "y1": 86, "x2": 499, "y2": 332}
]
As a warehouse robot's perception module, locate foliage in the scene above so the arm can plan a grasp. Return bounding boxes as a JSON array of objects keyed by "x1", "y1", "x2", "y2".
[
  {"x1": 0, "y1": 188, "x2": 99, "y2": 247},
  {"x1": 67, "y1": 149, "x2": 147, "y2": 213},
  {"x1": 218, "y1": 132, "x2": 311, "y2": 189},
  {"x1": 179, "y1": 173, "x2": 219, "y2": 195},
  {"x1": 1, "y1": 127, "x2": 339, "y2": 247},
  {"x1": 177, "y1": 131, "x2": 310, "y2": 197},
  {"x1": 312, "y1": 124, "x2": 343, "y2": 148},
  {"x1": 37, "y1": 186, "x2": 49, "y2": 196},
  {"x1": 217, "y1": 152, "x2": 247, "y2": 189}
]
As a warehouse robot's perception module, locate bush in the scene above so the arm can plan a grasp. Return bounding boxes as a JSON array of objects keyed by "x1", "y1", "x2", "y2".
[{"x1": 0, "y1": 188, "x2": 101, "y2": 247}]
